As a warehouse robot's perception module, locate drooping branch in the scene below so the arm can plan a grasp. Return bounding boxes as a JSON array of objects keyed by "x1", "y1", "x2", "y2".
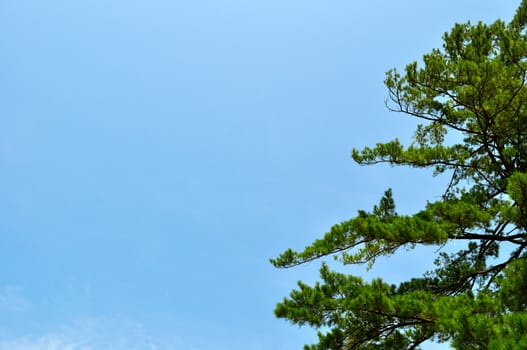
[{"x1": 273, "y1": 4, "x2": 527, "y2": 349}]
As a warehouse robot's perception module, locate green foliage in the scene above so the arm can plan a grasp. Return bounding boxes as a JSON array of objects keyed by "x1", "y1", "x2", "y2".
[{"x1": 271, "y1": 2, "x2": 527, "y2": 348}]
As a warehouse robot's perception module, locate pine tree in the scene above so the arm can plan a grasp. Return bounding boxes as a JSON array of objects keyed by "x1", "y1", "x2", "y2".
[{"x1": 271, "y1": 2, "x2": 527, "y2": 349}]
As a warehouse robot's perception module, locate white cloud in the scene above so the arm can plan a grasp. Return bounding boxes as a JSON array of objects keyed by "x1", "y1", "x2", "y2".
[
  {"x1": 0, "y1": 334, "x2": 91, "y2": 350},
  {"x1": 0, "y1": 316, "x2": 180, "y2": 350},
  {"x1": 0, "y1": 314, "x2": 272, "y2": 350}
]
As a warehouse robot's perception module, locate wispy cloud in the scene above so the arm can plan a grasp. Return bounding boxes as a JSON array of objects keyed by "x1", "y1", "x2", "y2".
[
  {"x1": 0, "y1": 313, "x2": 274, "y2": 350},
  {"x1": 0, "y1": 316, "x2": 263, "y2": 350},
  {"x1": 0, "y1": 286, "x2": 266, "y2": 350},
  {"x1": 0, "y1": 334, "x2": 91, "y2": 350},
  {"x1": 0, "y1": 316, "x2": 181, "y2": 350}
]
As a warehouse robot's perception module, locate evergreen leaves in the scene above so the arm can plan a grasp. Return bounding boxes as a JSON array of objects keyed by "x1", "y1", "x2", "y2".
[{"x1": 272, "y1": 1, "x2": 527, "y2": 348}]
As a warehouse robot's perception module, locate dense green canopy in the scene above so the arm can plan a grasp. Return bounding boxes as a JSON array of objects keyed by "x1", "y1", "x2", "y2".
[{"x1": 271, "y1": 2, "x2": 527, "y2": 349}]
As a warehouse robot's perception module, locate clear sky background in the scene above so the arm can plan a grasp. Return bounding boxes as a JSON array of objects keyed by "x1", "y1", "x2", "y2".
[{"x1": 0, "y1": 1, "x2": 520, "y2": 349}]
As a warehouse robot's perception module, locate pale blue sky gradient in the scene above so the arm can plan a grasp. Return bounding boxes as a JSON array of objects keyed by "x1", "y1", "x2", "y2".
[{"x1": 0, "y1": 1, "x2": 519, "y2": 349}]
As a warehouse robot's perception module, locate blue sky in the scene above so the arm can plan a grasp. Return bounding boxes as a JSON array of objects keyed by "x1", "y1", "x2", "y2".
[{"x1": 0, "y1": 1, "x2": 519, "y2": 349}]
